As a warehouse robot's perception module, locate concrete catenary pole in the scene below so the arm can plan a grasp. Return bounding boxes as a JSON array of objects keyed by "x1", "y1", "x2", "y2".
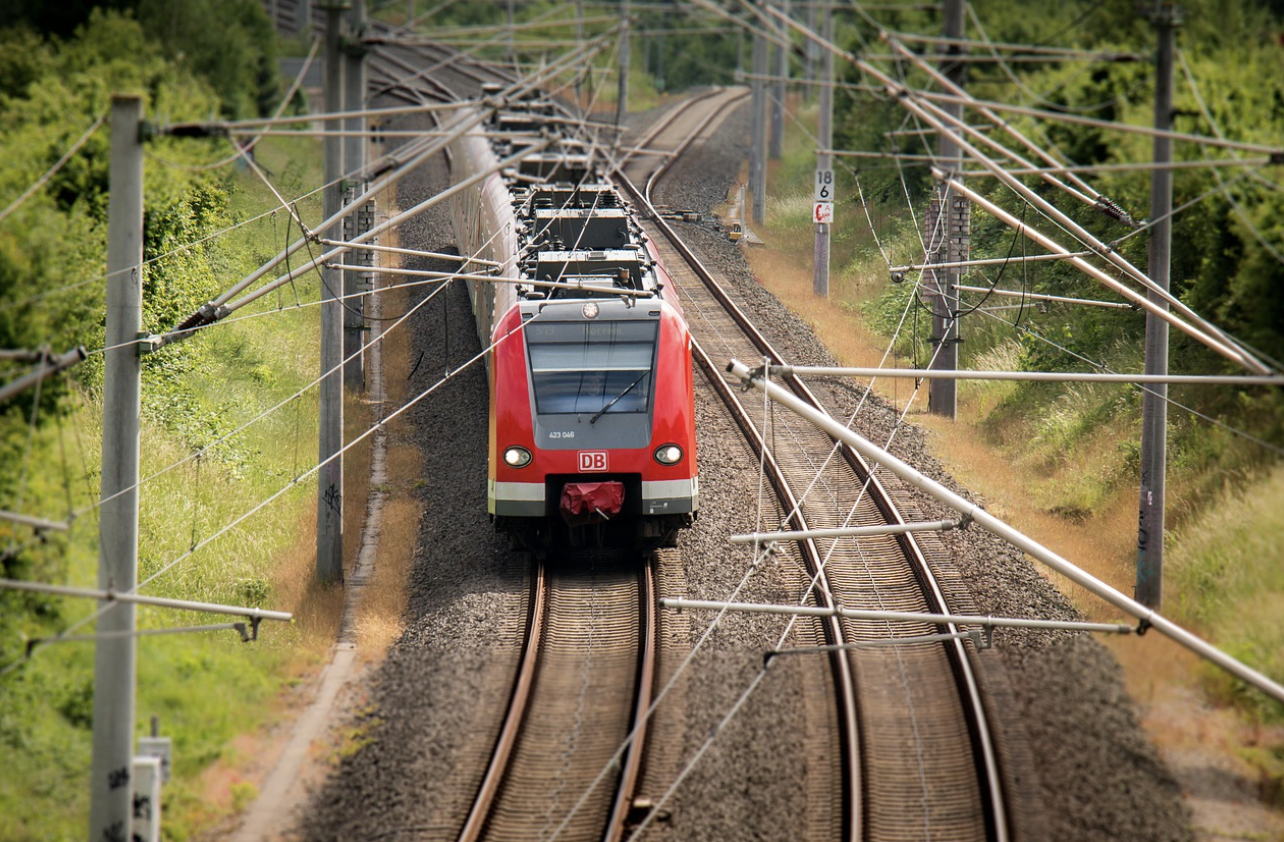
[
  {"x1": 1137, "y1": 2, "x2": 1179, "y2": 608},
  {"x1": 575, "y1": 0, "x2": 584, "y2": 102},
  {"x1": 343, "y1": 0, "x2": 367, "y2": 390},
  {"x1": 617, "y1": 0, "x2": 631, "y2": 128},
  {"x1": 751, "y1": 1, "x2": 768, "y2": 225},
  {"x1": 318, "y1": 2, "x2": 346, "y2": 584},
  {"x1": 769, "y1": 0, "x2": 786, "y2": 159},
  {"x1": 804, "y1": 0, "x2": 817, "y2": 103},
  {"x1": 812, "y1": 0, "x2": 833, "y2": 297},
  {"x1": 929, "y1": 0, "x2": 966, "y2": 418},
  {"x1": 89, "y1": 93, "x2": 144, "y2": 842},
  {"x1": 507, "y1": 0, "x2": 515, "y2": 64}
]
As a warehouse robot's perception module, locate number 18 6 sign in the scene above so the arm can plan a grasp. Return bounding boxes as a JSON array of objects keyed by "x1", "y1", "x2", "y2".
[{"x1": 814, "y1": 168, "x2": 834, "y2": 202}]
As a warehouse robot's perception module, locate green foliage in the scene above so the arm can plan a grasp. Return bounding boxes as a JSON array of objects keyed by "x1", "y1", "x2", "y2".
[
  {"x1": 0, "y1": 11, "x2": 325, "y2": 840},
  {"x1": 834, "y1": 0, "x2": 1284, "y2": 727},
  {"x1": 8, "y1": 0, "x2": 280, "y2": 119}
]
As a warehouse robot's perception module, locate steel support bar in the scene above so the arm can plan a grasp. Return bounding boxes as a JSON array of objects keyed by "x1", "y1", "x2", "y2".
[
  {"x1": 726, "y1": 359, "x2": 1284, "y2": 704},
  {"x1": 0, "y1": 577, "x2": 293, "y2": 621},
  {"x1": 320, "y1": 239, "x2": 502, "y2": 266},
  {"x1": 761, "y1": 364, "x2": 1284, "y2": 387},
  {"x1": 953, "y1": 284, "x2": 1134, "y2": 309},
  {"x1": 317, "y1": 3, "x2": 345, "y2": 584},
  {"x1": 938, "y1": 174, "x2": 1268, "y2": 373},
  {"x1": 731, "y1": 519, "x2": 960, "y2": 543},
  {"x1": 812, "y1": 0, "x2": 834, "y2": 298},
  {"x1": 661, "y1": 597, "x2": 1135, "y2": 635},
  {"x1": 1137, "y1": 5, "x2": 1179, "y2": 609},
  {"x1": 0, "y1": 510, "x2": 70, "y2": 532},
  {"x1": 930, "y1": 0, "x2": 966, "y2": 419},
  {"x1": 774, "y1": 631, "x2": 989, "y2": 655},
  {"x1": 30, "y1": 624, "x2": 252, "y2": 647},
  {"x1": 181, "y1": 100, "x2": 472, "y2": 131},
  {"x1": 0, "y1": 346, "x2": 88, "y2": 404},
  {"x1": 891, "y1": 252, "x2": 1092, "y2": 272}
]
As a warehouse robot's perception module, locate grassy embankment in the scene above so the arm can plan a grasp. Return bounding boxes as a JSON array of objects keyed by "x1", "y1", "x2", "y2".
[
  {"x1": 732, "y1": 96, "x2": 1283, "y2": 795},
  {"x1": 0, "y1": 129, "x2": 426, "y2": 839}
]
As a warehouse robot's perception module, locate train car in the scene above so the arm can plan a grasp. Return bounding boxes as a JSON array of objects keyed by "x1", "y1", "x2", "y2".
[{"x1": 446, "y1": 95, "x2": 698, "y2": 553}]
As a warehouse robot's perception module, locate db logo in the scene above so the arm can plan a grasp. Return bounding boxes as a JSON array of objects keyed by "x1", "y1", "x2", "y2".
[{"x1": 578, "y1": 451, "x2": 608, "y2": 471}]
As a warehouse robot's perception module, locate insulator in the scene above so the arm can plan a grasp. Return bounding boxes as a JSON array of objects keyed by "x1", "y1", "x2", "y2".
[{"x1": 1094, "y1": 195, "x2": 1138, "y2": 228}]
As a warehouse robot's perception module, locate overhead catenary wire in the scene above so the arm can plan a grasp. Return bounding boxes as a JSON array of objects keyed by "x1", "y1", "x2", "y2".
[
  {"x1": 163, "y1": 31, "x2": 613, "y2": 338},
  {"x1": 27, "y1": 80, "x2": 628, "y2": 591},
  {"x1": 968, "y1": 305, "x2": 1284, "y2": 459},
  {"x1": 0, "y1": 111, "x2": 107, "y2": 225},
  {"x1": 1177, "y1": 48, "x2": 1284, "y2": 268},
  {"x1": 727, "y1": 360, "x2": 1284, "y2": 706},
  {"x1": 937, "y1": 170, "x2": 1271, "y2": 374},
  {"x1": 8, "y1": 254, "x2": 501, "y2": 670},
  {"x1": 867, "y1": 40, "x2": 1271, "y2": 372}
]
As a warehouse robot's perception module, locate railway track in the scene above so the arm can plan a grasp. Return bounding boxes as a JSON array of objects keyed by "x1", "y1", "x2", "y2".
[
  {"x1": 457, "y1": 551, "x2": 658, "y2": 842},
  {"x1": 615, "y1": 91, "x2": 1010, "y2": 842}
]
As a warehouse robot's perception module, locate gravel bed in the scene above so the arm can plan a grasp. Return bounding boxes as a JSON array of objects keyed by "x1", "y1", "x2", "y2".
[
  {"x1": 656, "y1": 99, "x2": 1193, "y2": 842},
  {"x1": 293, "y1": 90, "x2": 1193, "y2": 842}
]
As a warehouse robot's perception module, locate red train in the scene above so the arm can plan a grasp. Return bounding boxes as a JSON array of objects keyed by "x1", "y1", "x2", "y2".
[{"x1": 447, "y1": 96, "x2": 699, "y2": 553}]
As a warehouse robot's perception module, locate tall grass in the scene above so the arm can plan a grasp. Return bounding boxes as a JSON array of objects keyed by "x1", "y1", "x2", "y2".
[{"x1": 1169, "y1": 464, "x2": 1284, "y2": 725}]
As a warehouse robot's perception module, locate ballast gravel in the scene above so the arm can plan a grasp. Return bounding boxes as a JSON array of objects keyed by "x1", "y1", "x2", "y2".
[{"x1": 291, "y1": 91, "x2": 1193, "y2": 842}]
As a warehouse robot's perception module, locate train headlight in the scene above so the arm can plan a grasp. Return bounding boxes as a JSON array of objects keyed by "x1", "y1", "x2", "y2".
[
  {"x1": 503, "y1": 446, "x2": 533, "y2": 468},
  {"x1": 654, "y1": 444, "x2": 683, "y2": 465}
]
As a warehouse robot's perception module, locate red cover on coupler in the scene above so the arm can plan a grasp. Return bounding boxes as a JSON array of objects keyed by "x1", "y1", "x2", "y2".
[{"x1": 560, "y1": 482, "x2": 625, "y2": 526}]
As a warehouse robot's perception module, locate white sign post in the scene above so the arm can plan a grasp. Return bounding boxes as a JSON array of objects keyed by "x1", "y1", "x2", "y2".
[{"x1": 814, "y1": 168, "x2": 835, "y2": 226}]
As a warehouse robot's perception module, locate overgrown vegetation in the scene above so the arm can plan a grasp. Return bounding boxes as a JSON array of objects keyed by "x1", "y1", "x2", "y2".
[
  {"x1": 0, "y1": 8, "x2": 346, "y2": 840},
  {"x1": 822, "y1": 0, "x2": 1284, "y2": 722}
]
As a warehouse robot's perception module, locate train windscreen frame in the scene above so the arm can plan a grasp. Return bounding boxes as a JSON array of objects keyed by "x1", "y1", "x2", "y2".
[{"x1": 525, "y1": 320, "x2": 658, "y2": 416}]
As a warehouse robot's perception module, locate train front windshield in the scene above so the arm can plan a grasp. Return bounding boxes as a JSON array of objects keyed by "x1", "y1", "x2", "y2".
[{"x1": 526, "y1": 320, "x2": 658, "y2": 416}]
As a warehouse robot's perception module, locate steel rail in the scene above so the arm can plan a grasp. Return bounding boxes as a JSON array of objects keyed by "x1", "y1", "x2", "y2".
[
  {"x1": 615, "y1": 112, "x2": 1009, "y2": 840},
  {"x1": 603, "y1": 557, "x2": 659, "y2": 842},
  {"x1": 612, "y1": 99, "x2": 863, "y2": 841},
  {"x1": 688, "y1": 332, "x2": 862, "y2": 842},
  {"x1": 457, "y1": 557, "x2": 547, "y2": 842},
  {"x1": 641, "y1": 88, "x2": 752, "y2": 207}
]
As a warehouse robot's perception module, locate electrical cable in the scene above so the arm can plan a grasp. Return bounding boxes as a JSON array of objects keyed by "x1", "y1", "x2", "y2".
[
  {"x1": 970, "y1": 305, "x2": 1284, "y2": 459},
  {"x1": 0, "y1": 111, "x2": 107, "y2": 226},
  {"x1": 951, "y1": 202, "x2": 1026, "y2": 319}
]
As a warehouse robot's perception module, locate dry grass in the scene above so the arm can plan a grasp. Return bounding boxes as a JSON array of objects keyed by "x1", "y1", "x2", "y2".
[
  {"x1": 351, "y1": 223, "x2": 421, "y2": 657},
  {"x1": 269, "y1": 504, "x2": 345, "y2": 657},
  {"x1": 354, "y1": 439, "x2": 420, "y2": 655}
]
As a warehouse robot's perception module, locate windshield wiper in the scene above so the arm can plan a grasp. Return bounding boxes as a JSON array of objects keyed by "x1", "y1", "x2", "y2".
[{"x1": 588, "y1": 370, "x2": 650, "y2": 424}]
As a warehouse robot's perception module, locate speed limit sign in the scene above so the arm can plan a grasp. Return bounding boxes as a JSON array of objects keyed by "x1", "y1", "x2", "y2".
[{"x1": 814, "y1": 168, "x2": 834, "y2": 202}]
